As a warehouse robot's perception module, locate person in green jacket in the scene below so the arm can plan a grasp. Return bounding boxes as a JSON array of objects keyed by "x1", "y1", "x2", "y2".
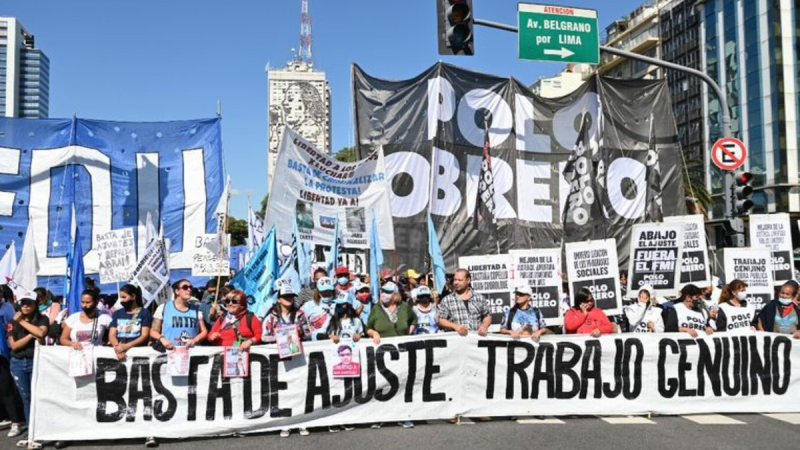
[{"x1": 366, "y1": 281, "x2": 417, "y2": 344}]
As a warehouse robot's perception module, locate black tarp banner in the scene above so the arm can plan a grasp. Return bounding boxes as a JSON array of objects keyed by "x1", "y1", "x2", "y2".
[{"x1": 353, "y1": 63, "x2": 685, "y2": 271}]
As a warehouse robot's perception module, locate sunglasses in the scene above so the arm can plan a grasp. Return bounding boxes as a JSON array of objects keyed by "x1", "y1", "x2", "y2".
[
  {"x1": 223, "y1": 299, "x2": 243, "y2": 305},
  {"x1": 179, "y1": 285, "x2": 193, "y2": 291}
]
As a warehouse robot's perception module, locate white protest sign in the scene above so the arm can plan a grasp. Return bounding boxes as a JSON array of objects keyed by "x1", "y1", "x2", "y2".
[
  {"x1": 192, "y1": 234, "x2": 231, "y2": 277},
  {"x1": 509, "y1": 248, "x2": 563, "y2": 326},
  {"x1": 664, "y1": 215, "x2": 711, "y2": 288},
  {"x1": 459, "y1": 254, "x2": 513, "y2": 329},
  {"x1": 130, "y1": 238, "x2": 170, "y2": 307},
  {"x1": 96, "y1": 228, "x2": 136, "y2": 284},
  {"x1": 749, "y1": 214, "x2": 794, "y2": 285},
  {"x1": 723, "y1": 247, "x2": 774, "y2": 313},
  {"x1": 565, "y1": 239, "x2": 622, "y2": 316},
  {"x1": 627, "y1": 222, "x2": 684, "y2": 297},
  {"x1": 30, "y1": 333, "x2": 800, "y2": 442},
  {"x1": 264, "y1": 127, "x2": 395, "y2": 251}
]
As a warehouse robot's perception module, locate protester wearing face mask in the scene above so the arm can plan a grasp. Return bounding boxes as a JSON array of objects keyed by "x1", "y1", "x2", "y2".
[
  {"x1": 500, "y1": 285, "x2": 550, "y2": 340},
  {"x1": 367, "y1": 281, "x2": 416, "y2": 345},
  {"x1": 350, "y1": 280, "x2": 368, "y2": 324},
  {"x1": 412, "y1": 285, "x2": 439, "y2": 334},
  {"x1": 564, "y1": 288, "x2": 614, "y2": 337},
  {"x1": 622, "y1": 286, "x2": 664, "y2": 333},
  {"x1": 664, "y1": 284, "x2": 713, "y2": 337},
  {"x1": 716, "y1": 280, "x2": 756, "y2": 332},
  {"x1": 757, "y1": 280, "x2": 800, "y2": 338},
  {"x1": 328, "y1": 294, "x2": 363, "y2": 343},
  {"x1": 301, "y1": 277, "x2": 335, "y2": 341},
  {"x1": 334, "y1": 266, "x2": 354, "y2": 296},
  {"x1": 7, "y1": 293, "x2": 48, "y2": 447},
  {"x1": 60, "y1": 289, "x2": 112, "y2": 348},
  {"x1": 33, "y1": 287, "x2": 60, "y2": 326},
  {"x1": 298, "y1": 268, "x2": 329, "y2": 309},
  {"x1": 109, "y1": 284, "x2": 153, "y2": 361}
]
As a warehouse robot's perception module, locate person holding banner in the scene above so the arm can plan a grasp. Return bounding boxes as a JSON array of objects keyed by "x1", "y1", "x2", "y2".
[
  {"x1": 622, "y1": 286, "x2": 664, "y2": 333},
  {"x1": 757, "y1": 281, "x2": 800, "y2": 338},
  {"x1": 328, "y1": 294, "x2": 363, "y2": 342},
  {"x1": 208, "y1": 290, "x2": 262, "y2": 349},
  {"x1": 301, "y1": 277, "x2": 336, "y2": 341},
  {"x1": 0, "y1": 291, "x2": 25, "y2": 442},
  {"x1": 109, "y1": 284, "x2": 153, "y2": 361},
  {"x1": 60, "y1": 290, "x2": 112, "y2": 348},
  {"x1": 437, "y1": 269, "x2": 491, "y2": 336},
  {"x1": 715, "y1": 280, "x2": 756, "y2": 332},
  {"x1": 412, "y1": 285, "x2": 439, "y2": 335},
  {"x1": 367, "y1": 282, "x2": 416, "y2": 344},
  {"x1": 7, "y1": 294, "x2": 48, "y2": 447},
  {"x1": 564, "y1": 289, "x2": 614, "y2": 336},
  {"x1": 150, "y1": 280, "x2": 208, "y2": 350},
  {"x1": 663, "y1": 284, "x2": 713, "y2": 337},
  {"x1": 499, "y1": 285, "x2": 549, "y2": 339}
]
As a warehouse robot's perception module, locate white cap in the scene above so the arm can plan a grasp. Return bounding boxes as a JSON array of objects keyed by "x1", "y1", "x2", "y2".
[
  {"x1": 514, "y1": 284, "x2": 533, "y2": 296},
  {"x1": 278, "y1": 284, "x2": 297, "y2": 297},
  {"x1": 381, "y1": 281, "x2": 398, "y2": 293},
  {"x1": 414, "y1": 285, "x2": 432, "y2": 298},
  {"x1": 353, "y1": 280, "x2": 368, "y2": 292},
  {"x1": 17, "y1": 291, "x2": 36, "y2": 302},
  {"x1": 638, "y1": 284, "x2": 654, "y2": 294}
]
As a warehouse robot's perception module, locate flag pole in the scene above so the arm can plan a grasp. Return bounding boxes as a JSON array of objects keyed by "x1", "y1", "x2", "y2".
[{"x1": 213, "y1": 183, "x2": 230, "y2": 309}]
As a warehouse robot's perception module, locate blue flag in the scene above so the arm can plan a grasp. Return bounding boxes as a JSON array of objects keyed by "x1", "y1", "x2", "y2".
[
  {"x1": 294, "y1": 219, "x2": 311, "y2": 288},
  {"x1": 328, "y1": 217, "x2": 342, "y2": 275},
  {"x1": 66, "y1": 226, "x2": 85, "y2": 316},
  {"x1": 369, "y1": 213, "x2": 383, "y2": 301},
  {"x1": 428, "y1": 213, "x2": 446, "y2": 293},
  {"x1": 230, "y1": 227, "x2": 279, "y2": 318}
]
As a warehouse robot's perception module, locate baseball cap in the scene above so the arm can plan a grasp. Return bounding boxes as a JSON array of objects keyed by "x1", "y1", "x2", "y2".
[
  {"x1": 18, "y1": 291, "x2": 36, "y2": 303},
  {"x1": 414, "y1": 285, "x2": 432, "y2": 298},
  {"x1": 316, "y1": 277, "x2": 334, "y2": 292},
  {"x1": 381, "y1": 281, "x2": 398, "y2": 293},
  {"x1": 406, "y1": 269, "x2": 421, "y2": 279},
  {"x1": 278, "y1": 284, "x2": 297, "y2": 297},
  {"x1": 335, "y1": 290, "x2": 353, "y2": 305},
  {"x1": 335, "y1": 266, "x2": 350, "y2": 276},
  {"x1": 514, "y1": 284, "x2": 533, "y2": 296},
  {"x1": 353, "y1": 280, "x2": 368, "y2": 292}
]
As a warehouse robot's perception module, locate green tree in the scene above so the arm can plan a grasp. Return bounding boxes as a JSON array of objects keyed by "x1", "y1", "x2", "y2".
[
  {"x1": 258, "y1": 193, "x2": 269, "y2": 220},
  {"x1": 227, "y1": 217, "x2": 248, "y2": 246},
  {"x1": 334, "y1": 146, "x2": 358, "y2": 163}
]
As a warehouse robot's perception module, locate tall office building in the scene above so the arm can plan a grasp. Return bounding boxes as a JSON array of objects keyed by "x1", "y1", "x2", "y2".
[
  {"x1": 0, "y1": 17, "x2": 49, "y2": 118},
  {"x1": 267, "y1": 60, "x2": 332, "y2": 188},
  {"x1": 599, "y1": 0, "x2": 671, "y2": 80},
  {"x1": 700, "y1": 0, "x2": 799, "y2": 217}
]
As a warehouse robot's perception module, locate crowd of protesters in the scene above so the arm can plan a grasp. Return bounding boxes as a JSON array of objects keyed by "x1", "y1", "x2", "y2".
[{"x1": 1, "y1": 264, "x2": 800, "y2": 448}]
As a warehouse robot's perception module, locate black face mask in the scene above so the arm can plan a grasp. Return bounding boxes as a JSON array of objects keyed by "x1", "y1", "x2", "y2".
[
  {"x1": 417, "y1": 297, "x2": 431, "y2": 305},
  {"x1": 691, "y1": 299, "x2": 703, "y2": 310},
  {"x1": 82, "y1": 305, "x2": 97, "y2": 316},
  {"x1": 121, "y1": 300, "x2": 136, "y2": 311}
]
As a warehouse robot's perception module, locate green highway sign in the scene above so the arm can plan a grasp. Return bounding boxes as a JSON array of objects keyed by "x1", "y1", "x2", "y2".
[{"x1": 518, "y1": 3, "x2": 599, "y2": 64}]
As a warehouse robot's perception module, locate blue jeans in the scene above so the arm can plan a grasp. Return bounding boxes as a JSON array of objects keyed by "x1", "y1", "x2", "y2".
[{"x1": 10, "y1": 357, "x2": 33, "y2": 425}]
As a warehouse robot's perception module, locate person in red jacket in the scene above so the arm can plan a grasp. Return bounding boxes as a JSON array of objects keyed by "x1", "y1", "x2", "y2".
[
  {"x1": 564, "y1": 288, "x2": 614, "y2": 336},
  {"x1": 208, "y1": 289, "x2": 262, "y2": 349}
]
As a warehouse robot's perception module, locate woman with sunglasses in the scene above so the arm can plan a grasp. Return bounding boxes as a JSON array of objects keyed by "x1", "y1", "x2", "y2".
[
  {"x1": 208, "y1": 290, "x2": 262, "y2": 349},
  {"x1": 7, "y1": 293, "x2": 48, "y2": 448},
  {"x1": 150, "y1": 280, "x2": 208, "y2": 350},
  {"x1": 564, "y1": 288, "x2": 614, "y2": 336}
]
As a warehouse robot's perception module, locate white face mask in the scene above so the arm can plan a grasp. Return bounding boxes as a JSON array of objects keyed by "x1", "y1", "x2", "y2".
[
  {"x1": 380, "y1": 292, "x2": 393, "y2": 305},
  {"x1": 736, "y1": 291, "x2": 747, "y2": 301}
]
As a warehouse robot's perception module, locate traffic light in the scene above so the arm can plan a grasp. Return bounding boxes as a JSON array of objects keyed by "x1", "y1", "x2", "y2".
[
  {"x1": 731, "y1": 170, "x2": 754, "y2": 216},
  {"x1": 437, "y1": 0, "x2": 474, "y2": 56},
  {"x1": 721, "y1": 218, "x2": 746, "y2": 248}
]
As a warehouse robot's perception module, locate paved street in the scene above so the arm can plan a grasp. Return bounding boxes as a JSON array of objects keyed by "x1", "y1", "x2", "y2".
[{"x1": 2, "y1": 414, "x2": 799, "y2": 450}]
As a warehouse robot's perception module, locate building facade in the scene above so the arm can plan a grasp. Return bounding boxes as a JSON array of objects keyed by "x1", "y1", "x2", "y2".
[
  {"x1": 700, "y1": 0, "x2": 799, "y2": 216},
  {"x1": 0, "y1": 17, "x2": 49, "y2": 118},
  {"x1": 267, "y1": 60, "x2": 331, "y2": 189},
  {"x1": 599, "y1": 0, "x2": 670, "y2": 80},
  {"x1": 530, "y1": 63, "x2": 592, "y2": 98}
]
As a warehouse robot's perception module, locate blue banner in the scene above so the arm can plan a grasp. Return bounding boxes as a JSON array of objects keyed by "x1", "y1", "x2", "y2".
[
  {"x1": 0, "y1": 117, "x2": 224, "y2": 295},
  {"x1": 230, "y1": 227, "x2": 279, "y2": 317}
]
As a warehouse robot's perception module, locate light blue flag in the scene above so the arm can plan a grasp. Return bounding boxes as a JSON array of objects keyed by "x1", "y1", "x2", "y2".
[
  {"x1": 369, "y1": 213, "x2": 383, "y2": 301},
  {"x1": 294, "y1": 218, "x2": 311, "y2": 288},
  {"x1": 428, "y1": 212, "x2": 446, "y2": 293},
  {"x1": 230, "y1": 227, "x2": 279, "y2": 318},
  {"x1": 279, "y1": 227, "x2": 302, "y2": 293},
  {"x1": 328, "y1": 217, "x2": 342, "y2": 275},
  {"x1": 66, "y1": 226, "x2": 85, "y2": 316}
]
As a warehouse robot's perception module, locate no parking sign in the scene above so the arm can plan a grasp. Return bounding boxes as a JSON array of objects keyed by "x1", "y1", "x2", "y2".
[{"x1": 711, "y1": 137, "x2": 747, "y2": 171}]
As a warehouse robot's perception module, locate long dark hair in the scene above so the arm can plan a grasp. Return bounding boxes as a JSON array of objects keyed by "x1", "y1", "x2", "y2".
[
  {"x1": 328, "y1": 303, "x2": 358, "y2": 335},
  {"x1": 572, "y1": 288, "x2": 592, "y2": 308},
  {"x1": 0, "y1": 285, "x2": 12, "y2": 303},
  {"x1": 120, "y1": 284, "x2": 143, "y2": 307}
]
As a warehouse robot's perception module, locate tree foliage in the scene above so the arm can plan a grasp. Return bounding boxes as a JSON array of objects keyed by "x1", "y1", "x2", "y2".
[
  {"x1": 227, "y1": 217, "x2": 248, "y2": 246},
  {"x1": 334, "y1": 146, "x2": 358, "y2": 163}
]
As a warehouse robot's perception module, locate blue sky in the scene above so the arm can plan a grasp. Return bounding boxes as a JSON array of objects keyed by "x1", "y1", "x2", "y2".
[{"x1": 3, "y1": 0, "x2": 642, "y2": 218}]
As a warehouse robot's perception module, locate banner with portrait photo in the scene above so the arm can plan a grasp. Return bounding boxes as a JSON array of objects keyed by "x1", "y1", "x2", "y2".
[
  {"x1": 723, "y1": 247, "x2": 774, "y2": 313},
  {"x1": 264, "y1": 127, "x2": 394, "y2": 252},
  {"x1": 626, "y1": 222, "x2": 683, "y2": 298},
  {"x1": 749, "y1": 214, "x2": 794, "y2": 285},
  {"x1": 565, "y1": 239, "x2": 622, "y2": 316},
  {"x1": 509, "y1": 249, "x2": 563, "y2": 326},
  {"x1": 458, "y1": 254, "x2": 513, "y2": 329},
  {"x1": 664, "y1": 215, "x2": 711, "y2": 288}
]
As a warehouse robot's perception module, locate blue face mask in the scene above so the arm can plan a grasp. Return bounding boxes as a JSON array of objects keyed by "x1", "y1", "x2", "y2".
[
  {"x1": 778, "y1": 297, "x2": 793, "y2": 306},
  {"x1": 338, "y1": 277, "x2": 349, "y2": 286}
]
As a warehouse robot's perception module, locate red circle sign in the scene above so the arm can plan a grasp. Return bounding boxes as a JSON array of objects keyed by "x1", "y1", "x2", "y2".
[{"x1": 711, "y1": 137, "x2": 747, "y2": 171}]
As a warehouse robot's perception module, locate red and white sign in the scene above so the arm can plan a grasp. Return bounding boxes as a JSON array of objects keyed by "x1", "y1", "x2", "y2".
[{"x1": 711, "y1": 137, "x2": 747, "y2": 171}]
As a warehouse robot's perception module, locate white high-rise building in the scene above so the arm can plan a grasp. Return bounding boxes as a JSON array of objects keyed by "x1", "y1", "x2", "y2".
[
  {"x1": 1, "y1": 17, "x2": 49, "y2": 118},
  {"x1": 267, "y1": 60, "x2": 331, "y2": 189}
]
